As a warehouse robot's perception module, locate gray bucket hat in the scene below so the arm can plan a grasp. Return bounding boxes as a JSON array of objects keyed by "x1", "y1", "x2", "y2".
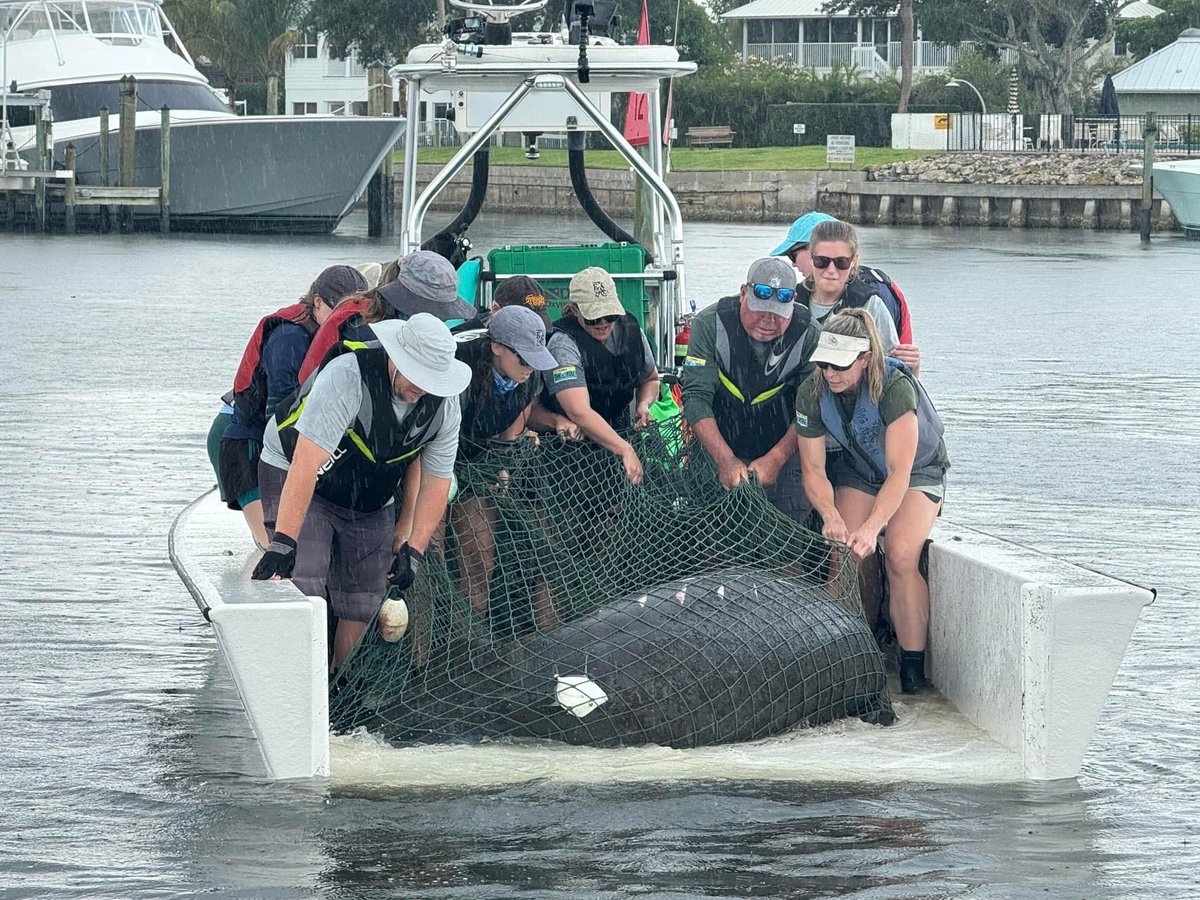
[{"x1": 376, "y1": 250, "x2": 475, "y2": 322}]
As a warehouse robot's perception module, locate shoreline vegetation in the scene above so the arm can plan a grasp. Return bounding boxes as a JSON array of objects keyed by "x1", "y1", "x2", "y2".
[{"x1": 399, "y1": 146, "x2": 939, "y2": 171}]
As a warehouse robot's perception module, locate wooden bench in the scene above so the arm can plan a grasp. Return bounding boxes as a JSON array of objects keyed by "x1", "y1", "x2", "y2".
[{"x1": 685, "y1": 125, "x2": 735, "y2": 148}]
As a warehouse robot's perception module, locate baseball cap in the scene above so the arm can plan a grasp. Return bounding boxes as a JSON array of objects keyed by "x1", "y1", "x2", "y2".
[
  {"x1": 769, "y1": 211, "x2": 837, "y2": 257},
  {"x1": 311, "y1": 265, "x2": 368, "y2": 305},
  {"x1": 487, "y1": 305, "x2": 557, "y2": 370},
  {"x1": 744, "y1": 257, "x2": 798, "y2": 318},
  {"x1": 568, "y1": 267, "x2": 624, "y2": 320},
  {"x1": 369, "y1": 313, "x2": 472, "y2": 397}
]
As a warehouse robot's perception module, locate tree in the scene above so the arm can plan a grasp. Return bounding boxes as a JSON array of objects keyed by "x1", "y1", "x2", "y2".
[
  {"x1": 302, "y1": 0, "x2": 439, "y2": 65},
  {"x1": 828, "y1": 0, "x2": 917, "y2": 113},
  {"x1": 164, "y1": 0, "x2": 304, "y2": 83},
  {"x1": 1116, "y1": 0, "x2": 1200, "y2": 59},
  {"x1": 913, "y1": 0, "x2": 1127, "y2": 113}
]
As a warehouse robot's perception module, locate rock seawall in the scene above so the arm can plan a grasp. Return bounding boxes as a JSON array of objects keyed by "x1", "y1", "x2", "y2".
[{"x1": 868, "y1": 152, "x2": 1143, "y2": 186}]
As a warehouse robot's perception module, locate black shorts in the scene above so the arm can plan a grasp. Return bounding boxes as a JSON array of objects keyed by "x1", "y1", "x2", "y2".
[{"x1": 218, "y1": 438, "x2": 262, "y2": 510}]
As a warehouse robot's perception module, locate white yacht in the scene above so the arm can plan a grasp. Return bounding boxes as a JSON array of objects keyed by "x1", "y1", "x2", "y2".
[{"x1": 1, "y1": 0, "x2": 405, "y2": 232}]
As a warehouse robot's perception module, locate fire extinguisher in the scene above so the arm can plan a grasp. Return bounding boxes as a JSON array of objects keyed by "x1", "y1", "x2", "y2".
[{"x1": 673, "y1": 316, "x2": 691, "y2": 368}]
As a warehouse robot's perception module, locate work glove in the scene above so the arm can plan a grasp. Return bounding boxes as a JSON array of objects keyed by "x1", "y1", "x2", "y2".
[
  {"x1": 252, "y1": 533, "x2": 297, "y2": 580},
  {"x1": 388, "y1": 542, "x2": 424, "y2": 592}
]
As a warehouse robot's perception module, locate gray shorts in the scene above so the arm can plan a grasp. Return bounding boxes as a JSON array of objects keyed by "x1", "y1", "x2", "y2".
[
  {"x1": 758, "y1": 454, "x2": 813, "y2": 525},
  {"x1": 833, "y1": 460, "x2": 947, "y2": 506},
  {"x1": 258, "y1": 462, "x2": 393, "y2": 622}
]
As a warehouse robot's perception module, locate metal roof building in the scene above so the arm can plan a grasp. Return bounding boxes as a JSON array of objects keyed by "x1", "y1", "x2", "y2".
[{"x1": 1112, "y1": 29, "x2": 1200, "y2": 115}]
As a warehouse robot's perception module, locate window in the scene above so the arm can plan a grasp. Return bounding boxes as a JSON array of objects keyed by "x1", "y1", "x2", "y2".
[
  {"x1": 327, "y1": 101, "x2": 346, "y2": 115},
  {"x1": 804, "y1": 19, "x2": 829, "y2": 43},
  {"x1": 351, "y1": 101, "x2": 368, "y2": 116},
  {"x1": 292, "y1": 31, "x2": 318, "y2": 60},
  {"x1": 292, "y1": 101, "x2": 317, "y2": 115},
  {"x1": 830, "y1": 18, "x2": 857, "y2": 43},
  {"x1": 747, "y1": 20, "x2": 771, "y2": 44},
  {"x1": 772, "y1": 19, "x2": 799, "y2": 43}
]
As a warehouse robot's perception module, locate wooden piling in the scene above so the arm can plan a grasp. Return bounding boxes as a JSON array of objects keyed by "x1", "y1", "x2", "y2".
[
  {"x1": 160, "y1": 105, "x2": 171, "y2": 233},
  {"x1": 64, "y1": 143, "x2": 77, "y2": 233},
  {"x1": 118, "y1": 75, "x2": 137, "y2": 233},
  {"x1": 266, "y1": 72, "x2": 279, "y2": 116},
  {"x1": 98, "y1": 105, "x2": 111, "y2": 232},
  {"x1": 1141, "y1": 111, "x2": 1156, "y2": 244},
  {"x1": 367, "y1": 61, "x2": 388, "y2": 238},
  {"x1": 34, "y1": 104, "x2": 49, "y2": 232}
]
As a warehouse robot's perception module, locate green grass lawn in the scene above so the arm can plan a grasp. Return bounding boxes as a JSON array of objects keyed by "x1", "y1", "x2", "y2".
[{"x1": 397, "y1": 145, "x2": 939, "y2": 171}]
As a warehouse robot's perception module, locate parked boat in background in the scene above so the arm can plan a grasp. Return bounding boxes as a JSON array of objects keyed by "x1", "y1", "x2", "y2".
[
  {"x1": 1, "y1": 0, "x2": 403, "y2": 232},
  {"x1": 1153, "y1": 159, "x2": 1200, "y2": 238}
]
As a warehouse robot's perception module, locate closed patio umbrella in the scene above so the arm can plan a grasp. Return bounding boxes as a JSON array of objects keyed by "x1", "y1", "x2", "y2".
[{"x1": 1099, "y1": 75, "x2": 1120, "y2": 116}]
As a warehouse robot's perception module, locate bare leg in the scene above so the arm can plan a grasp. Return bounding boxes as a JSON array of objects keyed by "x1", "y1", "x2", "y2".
[
  {"x1": 880, "y1": 491, "x2": 941, "y2": 651},
  {"x1": 453, "y1": 495, "x2": 496, "y2": 619},
  {"x1": 332, "y1": 619, "x2": 368, "y2": 671},
  {"x1": 832, "y1": 487, "x2": 879, "y2": 620},
  {"x1": 241, "y1": 499, "x2": 270, "y2": 550},
  {"x1": 531, "y1": 582, "x2": 558, "y2": 631}
]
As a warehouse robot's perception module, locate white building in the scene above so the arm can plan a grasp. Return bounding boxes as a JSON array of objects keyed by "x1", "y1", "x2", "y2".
[{"x1": 283, "y1": 31, "x2": 397, "y2": 116}]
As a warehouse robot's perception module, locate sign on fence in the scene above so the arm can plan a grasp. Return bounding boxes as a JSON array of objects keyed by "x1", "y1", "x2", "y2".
[
  {"x1": 792, "y1": 123, "x2": 806, "y2": 135},
  {"x1": 934, "y1": 113, "x2": 954, "y2": 130},
  {"x1": 827, "y1": 134, "x2": 856, "y2": 166}
]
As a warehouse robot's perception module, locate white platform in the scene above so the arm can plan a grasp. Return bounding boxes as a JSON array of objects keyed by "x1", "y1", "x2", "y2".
[{"x1": 170, "y1": 491, "x2": 1151, "y2": 782}]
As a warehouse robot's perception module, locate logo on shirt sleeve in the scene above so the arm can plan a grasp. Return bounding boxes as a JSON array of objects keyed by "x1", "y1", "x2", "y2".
[
  {"x1": 552, "y1": 366, "x2": 578, "y2": 384},
  {"x1": 683, "y1": 355, "x2": 707, "y2": 367},
  {"x1": 795, "y1": 411, "x2": 809, "y2": 428}
]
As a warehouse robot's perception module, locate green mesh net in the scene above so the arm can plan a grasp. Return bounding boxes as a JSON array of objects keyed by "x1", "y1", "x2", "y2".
[{"x1": 329, "y1": 412, "x2": 895, "y2": 747}]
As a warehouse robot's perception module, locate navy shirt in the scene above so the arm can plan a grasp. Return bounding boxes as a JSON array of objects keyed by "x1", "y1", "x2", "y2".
[{"x1": 224, "y1": 322, "x2": 312, "y2": 441}]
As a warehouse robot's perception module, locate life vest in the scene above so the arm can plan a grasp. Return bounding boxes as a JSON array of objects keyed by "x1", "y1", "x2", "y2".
[
  {"x1": 542, "y1": 313, "x2": 644, "y2": 429},
  {"x1": 858, "y1": 266, "x2": 913, "y2": 343},
  {"x1": 275, "y1": 341, "x2": 445, "y2": 512},
  {"x1": 818, "y1": 358, "x2": 944, "y2": 485},
  {"x1": 711, "y1": 295, "x2": 814, "y2": 461},
  {"x1": 455, "y1": 334, "x2": 539, "y2": 461},
  {"x1": 297, "y1": 298, "x2": 370, "y2": 384},
  {"x1": 797, "y1": 278, "x2": 877, "y2": 322},
  {"x1": 229, "y1": 302, "x2": 316, "y2": 427}
]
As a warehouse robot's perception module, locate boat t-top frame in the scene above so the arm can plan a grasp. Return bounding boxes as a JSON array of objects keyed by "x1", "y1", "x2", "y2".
[{"x1": 391, "y1": 3, "x2": 696, "y2": 365}]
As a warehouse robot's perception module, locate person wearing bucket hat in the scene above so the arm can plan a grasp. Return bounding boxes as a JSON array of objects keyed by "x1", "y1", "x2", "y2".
[
  {"x1": 680, "y1": 256, "x2": 821, "y2": 524},
  {"x1": 438, "y1": 304, "x2": 560, "y2": 630},
  {"x1": 371, "y1": 250, "x2": 476, "y2": 325},
  {"x1": 774, "y1": 212, "x2": 918, "y2": 358},
  {"x1": 536, "y1": 266, "x2": 659, "y2": 484},
  {"x1": 253, "y1": 312, "x2": 469, "y2": 669},
  {"x1": 795, "y1": 308, "x2": 948, "y2": 694},
  {"x1": 217, "y1": 264, "x2": 367, "y2": 548}
]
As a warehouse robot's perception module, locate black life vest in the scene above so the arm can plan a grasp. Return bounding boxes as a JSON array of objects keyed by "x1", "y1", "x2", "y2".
[
  {"x1": 796, "y1": 278, "x2": 877, "y2": 324},
  {"x1": 274, "y1": 341, "x2": 444, "y2": 513},
  {"x1": 711, "y1": 295, "x2": 814, "y2": 461},
  {"x1": 542, "y1": 313, "x2": 643, "y2": 429},
  {"x1": 858, "y1": 265, "x2": 912, "y2": 342},
  {"x1": 229, "y1": 302, "x2": 316, "y2": 428},
  {"x1": 455, "y1": 334, "x2": 538, "y2": 461}
]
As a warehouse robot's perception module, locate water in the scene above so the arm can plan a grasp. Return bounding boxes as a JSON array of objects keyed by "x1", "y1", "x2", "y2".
[{"x1": 2, "y1": 214, "x2": 1198, "y2": 898}]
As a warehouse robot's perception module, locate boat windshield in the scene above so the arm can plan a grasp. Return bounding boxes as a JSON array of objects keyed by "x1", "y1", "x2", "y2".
[
  {"x1": 2, "y1": 78, "x2": 228, "y2": 125},
  {"x1": 2, "y1": 1, "x2": 162, "y2": 45}
]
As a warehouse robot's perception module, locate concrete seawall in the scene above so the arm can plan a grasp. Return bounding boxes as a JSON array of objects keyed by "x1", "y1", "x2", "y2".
[{"x1": 407, "y1": 163, "x2": 1178, "y2": 231}]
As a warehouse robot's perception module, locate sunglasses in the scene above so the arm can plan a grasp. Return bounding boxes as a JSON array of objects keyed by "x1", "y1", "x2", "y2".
[
  {"x1": 583, "y1": 314, "x2": 621, "y2": 326},
  {"x1": 750, "y1": 283, "x2": 796, "y2": 304},
  {"x1": 816, "y1": 355, "x2": 863, "y2": 373},
  {"x1": 811, "y1": 255, "x2": 854, "y2": 271},
  {"x1": 499, "y1": 343, "x2": 532, "y2": 368}
]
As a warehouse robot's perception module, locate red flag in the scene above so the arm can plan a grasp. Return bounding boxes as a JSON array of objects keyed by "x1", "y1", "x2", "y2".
[{"x1": 622, "y1": 0, "x2": 650, "y2": 147}]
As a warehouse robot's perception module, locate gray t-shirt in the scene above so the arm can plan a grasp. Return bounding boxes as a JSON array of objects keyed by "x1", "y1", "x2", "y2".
[
  {"x1": 810, "y1": 294, "x2": 899, "y2": 354},
  {"x1": 260, "y1": 353, "x2": 461, "y2": 479},
  {"x1": 542, "y1": 325, "x2": 657, "y2": 396}
]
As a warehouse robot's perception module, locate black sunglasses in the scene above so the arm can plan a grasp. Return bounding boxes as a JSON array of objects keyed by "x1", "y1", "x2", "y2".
[
  {"x1": 811, "y1": 255, "x2": 854, "y2": 271},
  {"x1": 499, "y1": 343, "x2": 532, "y2": 368},
  {"x1": 816, "y1": 355, "x2": 863, "y2": 372},
  {"x1": 583, "y1": 314, "x2": 621, "y2": 326}
]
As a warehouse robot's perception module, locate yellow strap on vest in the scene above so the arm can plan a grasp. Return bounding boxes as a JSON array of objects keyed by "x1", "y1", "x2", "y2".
[
  {"x1": 386, "y1": 446, "x2": 422, "y2": 465},
  {"x1": 345, "y1": 428, "x2": 374, "y2": 462},
  {"x1": 342, "y1": 340, "x2": 369, "y2": 351},
  {"x1": 718, "y1": 371, "x2": 784, "y2": 405},
  {"x1": 277, "y1": 395, "x2": 307, "y2": 431}
]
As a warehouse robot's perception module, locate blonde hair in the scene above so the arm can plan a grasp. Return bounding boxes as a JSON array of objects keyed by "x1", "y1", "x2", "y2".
[
  {"x1": 361, "y1": 289, "x2": 393, "y2": 325},
  {"x1": 817, "y1": 308, "x2": 885, "y2": 403},
  {"x1": 808, "y1": 219, "x2": 862, "y2": 280}
]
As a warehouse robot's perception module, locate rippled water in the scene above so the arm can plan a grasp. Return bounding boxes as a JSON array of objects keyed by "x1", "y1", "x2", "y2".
[{"x1": 2, "y1": 214, "x2": 1198, "y2": 898}]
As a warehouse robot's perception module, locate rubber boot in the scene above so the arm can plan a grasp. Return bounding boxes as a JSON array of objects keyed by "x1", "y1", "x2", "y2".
[{"x1": 899, "y1": 650, "x2": 934, "y2": 695}]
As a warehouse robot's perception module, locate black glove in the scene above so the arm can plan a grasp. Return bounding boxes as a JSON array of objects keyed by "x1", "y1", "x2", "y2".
[
  {"x1": 252, "y1": 533, "x2": 297, "y2": 580},
  {"x1": 388, "y1": 543, "x2": 424, "y2": 591}
]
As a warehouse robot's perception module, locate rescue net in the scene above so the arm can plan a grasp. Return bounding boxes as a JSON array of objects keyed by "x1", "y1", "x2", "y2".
[{"x1": 329, "y1": 409, "x2": 895, "y2": 748}]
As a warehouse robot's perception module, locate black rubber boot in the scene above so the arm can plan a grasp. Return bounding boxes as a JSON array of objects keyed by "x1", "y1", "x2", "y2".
[{"x1": 899, "y1": 650, "x2": 934, "y2": 695}]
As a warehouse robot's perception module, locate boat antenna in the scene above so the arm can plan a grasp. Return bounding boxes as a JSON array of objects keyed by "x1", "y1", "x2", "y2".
[
  {"x1": 38, "y1": 2, "x2": 65, "y2": 66},
  {"x1": 575, "y1": 2, "x2": 592, "y2": 83}
]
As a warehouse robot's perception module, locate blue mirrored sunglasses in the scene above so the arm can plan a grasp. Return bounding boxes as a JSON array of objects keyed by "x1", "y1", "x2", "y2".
[{"x1": 750, "y1": 283, "x2": 796, "y2": 304}]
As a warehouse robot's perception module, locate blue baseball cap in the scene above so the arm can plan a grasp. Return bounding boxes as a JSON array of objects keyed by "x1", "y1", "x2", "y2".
[{"x1": 769, "y1": 211, "x2": 837, "y2": 258}]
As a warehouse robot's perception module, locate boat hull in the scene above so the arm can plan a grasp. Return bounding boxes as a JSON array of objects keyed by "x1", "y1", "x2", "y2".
[
  {"x1": 46, "y1": 115, "x2": 405, "y2": 234},
  {"x1": 1153, "y1": 159, "x2": 1200, "y2": 238}
]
